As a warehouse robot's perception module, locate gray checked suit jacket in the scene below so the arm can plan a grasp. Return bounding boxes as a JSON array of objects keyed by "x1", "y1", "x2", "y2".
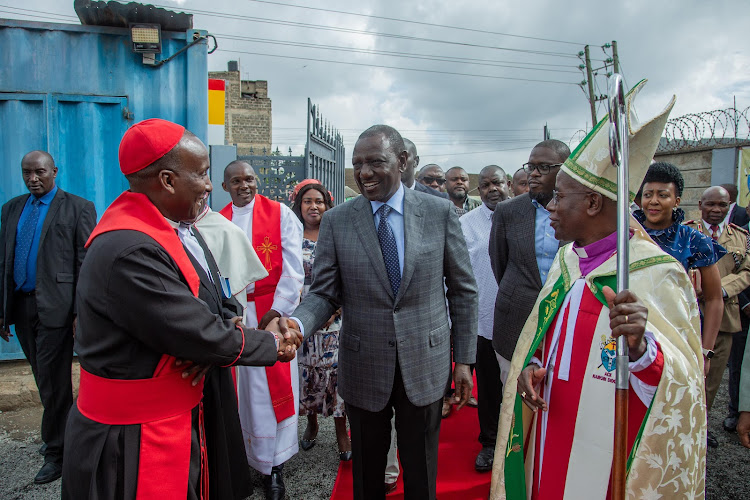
[
  {"x1": 489, "y1": 193, "x2": 546, "y2": 360},
  {"x1": 292, "y1": 188, "x2": 478, "y2": 412}
]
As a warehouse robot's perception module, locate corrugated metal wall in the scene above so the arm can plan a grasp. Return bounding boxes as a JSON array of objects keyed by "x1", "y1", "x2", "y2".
[{"x1": 0, "y1": 19, "x2": 209, "y2": 360}]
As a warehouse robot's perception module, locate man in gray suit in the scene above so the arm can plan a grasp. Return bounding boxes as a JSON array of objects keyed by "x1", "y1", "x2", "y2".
[
  {"x1": 489, "y1": 139, "x2": 569, "y2": 382},
  {"x1": 290, "y1": 125, "x2": 477, "y2": 500}
]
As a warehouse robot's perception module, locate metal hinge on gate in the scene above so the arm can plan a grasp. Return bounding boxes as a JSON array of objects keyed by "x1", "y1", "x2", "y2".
[{"x1": 123, "y1": 108, "x2": 134, "y2": 121}]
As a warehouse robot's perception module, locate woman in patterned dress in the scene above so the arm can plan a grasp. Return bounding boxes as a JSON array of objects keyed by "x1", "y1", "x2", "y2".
[
  {"x1": 633, "y1": 162, "x2": 725, "y2": 377},
  {"x1": 291, "y1": 181, "x2": 351, "y2": 461}
]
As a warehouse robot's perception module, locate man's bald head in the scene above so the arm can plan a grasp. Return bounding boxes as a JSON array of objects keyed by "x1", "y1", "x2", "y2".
[
  {"x1": 22, "y1": 150, "x2": 55, "y2": 167},
  {"x1": 699, "y1": 185, "x2": 731, "y2": 226},
  {"x1": 701, "y1": 185, "x2": 730, "y2": 203},
  {"x1": 224, "y1": 160, "x2": 255, "y2": 183},
  {"x1": 222, "y1": 160, "x2": 259, "y2": 207},
  {"x1": 21, "y1": 150, "x2": 58, "y2": 197}
]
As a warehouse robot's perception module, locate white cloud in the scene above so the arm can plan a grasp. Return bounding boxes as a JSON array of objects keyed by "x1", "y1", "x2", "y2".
[{"x1": 14, "y1": 0, "x2": 750, "y2": 172}]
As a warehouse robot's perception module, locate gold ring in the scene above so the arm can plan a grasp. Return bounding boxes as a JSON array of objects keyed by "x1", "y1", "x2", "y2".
[
  {"x1": 625, "y1": 314, "x2": 629, "y2": 324},
  {"x1": 520, "y1": 391, "x2": 527, "y2": 399}
]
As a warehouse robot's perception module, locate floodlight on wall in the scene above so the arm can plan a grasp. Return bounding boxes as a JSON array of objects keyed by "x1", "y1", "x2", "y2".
[{"x1": 130, "y1": 23, "x2": 162, "y2": 65}]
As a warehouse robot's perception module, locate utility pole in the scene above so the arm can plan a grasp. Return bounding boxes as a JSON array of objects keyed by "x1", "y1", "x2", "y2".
[
  {"x1": 584, "y1": 45, "x2": 597, "y2": 126},
  {"x1": 612, "y1": 40, "x2": 620, "y2": 74}
]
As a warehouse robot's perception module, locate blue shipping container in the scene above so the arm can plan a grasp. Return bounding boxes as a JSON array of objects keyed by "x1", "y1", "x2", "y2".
[{"x1": 0, "y1": 18, "x2": 209, "y2": 360}]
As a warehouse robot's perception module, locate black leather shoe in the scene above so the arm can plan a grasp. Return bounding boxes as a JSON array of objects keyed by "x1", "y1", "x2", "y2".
[
  {"x1": 707, "y1": 430, "x2": 718, "y2": 448},
  {"x1": 339, "y1": 450, "x2": 352, "y2": 462},
  {"x1": 723, "y1": 415, "x2": 738, "y2": 433},
  {"x1": 34, "y1": 462, "x2": 62, "y2": 484},
  {"x1": 474, "y1": 446, "x2": 494, "y2": 472},
  {"x1": 38, "y1": 443, "x2": 47, "y2": 456},
  {"x1": 263, "y1": 466, "x2": 285, "y2": 500},
  {"x1": 299, "y1": 438, "x2": 316, "y2": 451}
]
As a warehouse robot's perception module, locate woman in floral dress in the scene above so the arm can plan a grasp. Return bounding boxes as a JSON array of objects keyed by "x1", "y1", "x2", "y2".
[{"x1": 291, "y1": 181, "x2": 351, "y2": 461}]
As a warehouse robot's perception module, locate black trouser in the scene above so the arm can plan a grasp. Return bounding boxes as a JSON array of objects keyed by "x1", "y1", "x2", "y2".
[
  {"x1": 346, "y1": 363, "x2": 442, "y2": 500},
  {"x1": 476, "y1": 336, "x2": 502, "y2": 448},
  {"x1": 13, "y1": 292, "x2": 74, "y2": 465},
  {"x1": 727, "y1": 329, "x2": 748, "y2": 418}
]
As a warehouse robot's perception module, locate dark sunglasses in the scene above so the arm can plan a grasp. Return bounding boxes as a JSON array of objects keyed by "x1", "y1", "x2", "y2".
[{"x1": 421, "y1": 176, "x2": 446, "y2": 186}]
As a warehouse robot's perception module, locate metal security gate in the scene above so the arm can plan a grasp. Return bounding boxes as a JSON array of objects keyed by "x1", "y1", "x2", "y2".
[
  {"x1": 217, "y1": 99, "x2": 345, "y2": 208},
  {"x1": 305, "y1": 98, "x2": 346, "y2": 205}
]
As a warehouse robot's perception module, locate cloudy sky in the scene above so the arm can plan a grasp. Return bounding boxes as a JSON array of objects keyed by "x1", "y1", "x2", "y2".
[{"x1": 2, "y1": 0, "x2": 749, "y2": 173}]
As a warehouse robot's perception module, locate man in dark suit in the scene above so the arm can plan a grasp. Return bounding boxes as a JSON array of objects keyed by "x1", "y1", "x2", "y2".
[
  {"x1": 290, "y1": 125, "x2": 478, "y2": 500},
  {"x1": 402, "y1": 138, "x2": 449, "y2": 199},
  {"x1": 722, "y1": 183, "x2": 750, "y2": 226},
  {"x1": 0, "y1": 151, "x2": 96, "y2": 484},
  {"x1": 489, "y1": 139, "x2": 569, "y2": 382}
]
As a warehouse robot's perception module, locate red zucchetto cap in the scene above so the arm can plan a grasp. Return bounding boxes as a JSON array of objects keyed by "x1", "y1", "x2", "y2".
[{"x1": 118, "y1": 118, "x2": 185, "y2": 175}]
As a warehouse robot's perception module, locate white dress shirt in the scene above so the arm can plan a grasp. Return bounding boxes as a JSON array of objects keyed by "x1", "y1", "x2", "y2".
[{"x1": 460, "y1": 203, "x2": 497, "y2": 340}]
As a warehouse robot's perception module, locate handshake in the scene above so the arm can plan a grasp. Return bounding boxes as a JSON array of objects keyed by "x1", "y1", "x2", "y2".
[{"x1": 262, "y1": 316, "x2": 304, "y2": 363}]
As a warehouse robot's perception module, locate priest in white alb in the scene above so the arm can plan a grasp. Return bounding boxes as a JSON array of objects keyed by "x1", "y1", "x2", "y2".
[
  {"x1": 490, "y1": 80, "x2": 706, "y2": 499},
  {"x1": 220, "y1": 160, "x2": 304, "y2": 500}
]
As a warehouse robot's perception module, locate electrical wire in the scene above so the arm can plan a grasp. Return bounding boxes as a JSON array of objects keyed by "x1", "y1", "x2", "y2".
[
  {"x1": 216, "y1": 33, "x2": 580, "y2": 74},
  {"x1": 420, "y1": 146, "x2": 534, "y2": 157},
  {"x1": 151, "y1": 3, "x2": 587, "y2": 60},
  {"x1": 273, "y1": 127, "x2": 583, "y2": 132},
  {"x1": 0, "y1": 5, "x2": 77, "y2": 19},
  {"x1": 1, "y1": 3, "x2": 608, "y2": 65},
  {"x1": 0, "y1": 7, "x2": 76, "y2": 23},
  {"x1": 246, "y1": 0, "x2": 589, "y2": 46},
  {"x1": 216, "y1": 48, "x2": 579, "y2": 85}
]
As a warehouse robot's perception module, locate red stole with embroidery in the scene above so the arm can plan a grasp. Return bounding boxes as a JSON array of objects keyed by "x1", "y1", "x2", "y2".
[{"x1": 221, "y1": 195, "x2": 295, "y2": 422}]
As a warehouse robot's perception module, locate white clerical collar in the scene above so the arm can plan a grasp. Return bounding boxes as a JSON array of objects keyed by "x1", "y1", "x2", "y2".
[
  {"x1": 165, "y1": 217, "x2": 180, "y2": 229},
  {"x1": 233, "y1": 197, "x2": 255, "y2": 215},
  {"x1": 370, "y1": 183, "x2": 405, "y2": 216}
]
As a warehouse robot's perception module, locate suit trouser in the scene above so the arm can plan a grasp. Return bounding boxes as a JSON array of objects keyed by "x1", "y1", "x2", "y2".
[
  {"x1": 727, "y1": 329, "x2": 748, "y2": 417},
  {"x1": 13, "y1": 292, "x2": 74, "y2": 465},
  {"x1": 705, "y1": 331, "x2": 734, "y2": 412},
  {"x1": 476, "y1": 336, "x2": 502, "y2": 449},
  {"x1": 346, "y1": 364, "x2": 442, "y2": 500}
]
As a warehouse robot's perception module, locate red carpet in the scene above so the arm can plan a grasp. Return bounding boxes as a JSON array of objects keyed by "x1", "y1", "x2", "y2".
[{"x1": 330, "y1": 377, "x2": 491, "y2": 499}]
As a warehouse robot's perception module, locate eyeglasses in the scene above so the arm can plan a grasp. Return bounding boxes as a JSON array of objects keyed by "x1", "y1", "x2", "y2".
[
  {"x1": 522, "y1": 163, "x2": 563, "y2": 175},
  {"x1": 421, "y1": 176, "x2": 446, "y2": 186},
  {"x1": 551, "y1": 189, "x2": 596, "y2": 204}
]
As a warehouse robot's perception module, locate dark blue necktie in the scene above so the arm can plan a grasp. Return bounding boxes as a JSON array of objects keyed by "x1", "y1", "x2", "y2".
[
  {"x1": 376, "y1": 204, "x2": 401, "y2": 298},
  {"x1": 14, "y1": 198, "x2": 42, "y2": 287}
]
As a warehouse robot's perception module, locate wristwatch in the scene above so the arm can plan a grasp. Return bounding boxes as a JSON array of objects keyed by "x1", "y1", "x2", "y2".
[{"x1": 702, "y1": 348, "x2": 715, "y2": 359}]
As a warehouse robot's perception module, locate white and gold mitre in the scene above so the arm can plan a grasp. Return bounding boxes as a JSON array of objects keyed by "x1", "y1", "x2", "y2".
[{"x1": 561, "y1": 79, "x2": 675, "y2": 201}]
